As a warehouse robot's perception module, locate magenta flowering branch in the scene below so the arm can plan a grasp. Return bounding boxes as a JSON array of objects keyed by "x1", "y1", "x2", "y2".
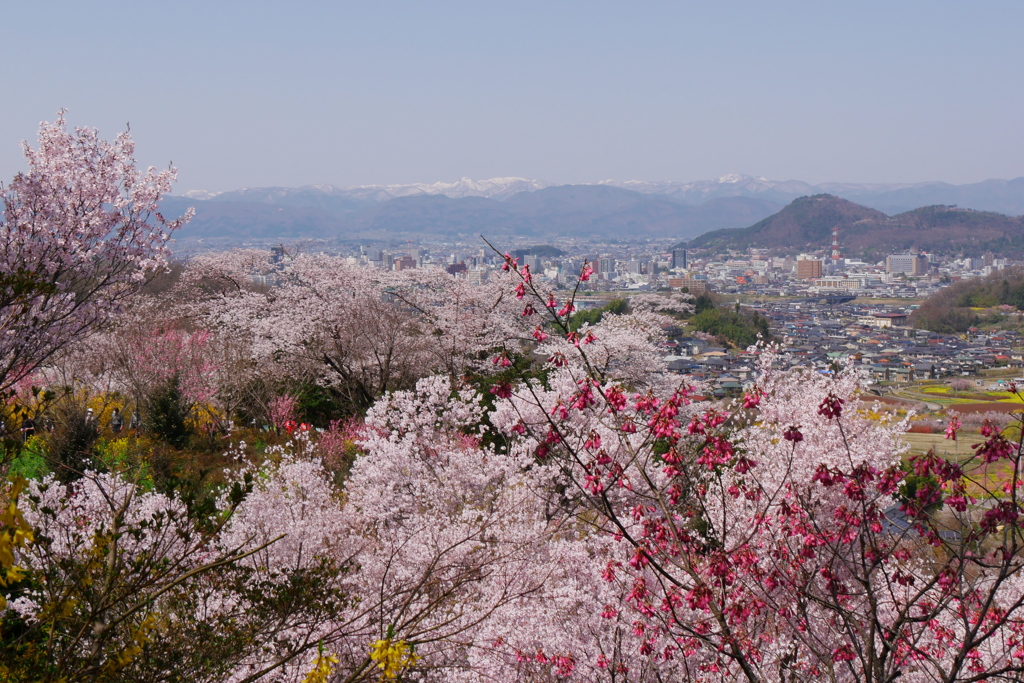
[{"x1": 480, "y1": 241, "x2": 1024, "y2": 683}]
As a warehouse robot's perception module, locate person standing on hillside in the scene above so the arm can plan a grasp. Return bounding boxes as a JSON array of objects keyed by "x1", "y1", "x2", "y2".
[
  {"x1": 110, "y1": 408, "x2": 124, "y2": 434},
  {"x1": 20, "y1": 415, "x2": 35, "y2": 443}
]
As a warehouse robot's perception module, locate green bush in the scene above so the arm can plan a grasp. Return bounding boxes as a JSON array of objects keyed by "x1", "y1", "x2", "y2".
[
  {"x1": 147, "y1": 376, "x2": 192, "y2": 449},
  {"x1": 7, "y1": 436, "x2": 49, "y2": 480},
  {"x1": 295, "y1": 382, "x2": 349, "y2": 426},
  {"x1": 94, "y1": 437, "x2": 154, "y2": 490},
  {"x1": 45, "y1": 405, "x2": 99, "y2": 483}
]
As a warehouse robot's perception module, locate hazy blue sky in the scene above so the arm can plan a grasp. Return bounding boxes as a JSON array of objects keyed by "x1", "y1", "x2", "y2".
[{"x1": 2, "y1": 1, "x2": 1023, "y2": 192}]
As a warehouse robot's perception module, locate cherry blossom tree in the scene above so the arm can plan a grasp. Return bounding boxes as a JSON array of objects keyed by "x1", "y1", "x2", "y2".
[
  {"x1": 381, "y1": 267, "x2": 526, "y2": 378},
  {"x1": 308, "y1": 376, "x2": 574, "y2": 681},
  {"x1": 627, "y1": 291, "x2": 695, "y2": 317},
  {"x1": 177, "y1": 251, "x2": 527, "y2": 417},
  {"x1": 0, "y1": 468, "x2": 296, "y2": 682},
  {"x1": 0, "y1": 113, "x2": 189, "y2": 399},
  {"x1": 332, "y1": 375, "x2": 687, "y2": 683},
  {"x1": 950, "y1": 378, "x2": 973, "y2": 396},
  {"x1": 99, "y1": 310, "x2": 219, "y2": 420}
]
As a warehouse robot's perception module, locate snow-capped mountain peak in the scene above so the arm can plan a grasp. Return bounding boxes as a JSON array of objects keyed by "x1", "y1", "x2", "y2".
[
  {"x1": 181, "y1": 189, "x2": 223, "y2": 200},
  {"x1": 716, "y1": 173, "x2": 769, "y2": 184},
  {"x1": 342, "y1": 176, "x2": 550, "y2": 200}
]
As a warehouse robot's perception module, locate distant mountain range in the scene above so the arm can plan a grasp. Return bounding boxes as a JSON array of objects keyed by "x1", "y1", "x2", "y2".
[
  {"x1": 603, "y1": 175, "x2": 1024, "y2": 215},
  {"x1": 688, "y1": 194, "x2": 1024, "y2": 258},
  {"x1": 162, "y1": 185, "x2": 783, "y2": 243},
  {"x1": 181, "y1": 177, "x2": 550, "y2": 202},
  {"x1": 164, "y1": 174, "x2": 1024, "y2": 245},
  {"x1": 183, "y1": 174, "x2": 1024, "y2": 212}
]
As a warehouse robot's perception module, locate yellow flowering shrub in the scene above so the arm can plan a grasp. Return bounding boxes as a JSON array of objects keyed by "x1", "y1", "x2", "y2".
[
  {"x1": 370, "y1": 638, "x2": 419, "y2": 680},
  {"x1": 0, "y1": 475, "x2": 34, "y2": 610},
  {"x1": 303, "y1": 643, "x2": 340, "y2": 683}
]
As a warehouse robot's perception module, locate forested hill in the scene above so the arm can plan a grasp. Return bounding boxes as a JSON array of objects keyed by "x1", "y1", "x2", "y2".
[
  {"x1": 910, "y1": 267, "x2": 1024, "y2": 332},
  {"x1": 685, "y1": 194, "x2": 1024, "y2": 258}
]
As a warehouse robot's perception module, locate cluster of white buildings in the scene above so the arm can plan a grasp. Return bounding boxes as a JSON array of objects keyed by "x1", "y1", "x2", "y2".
[{"x1": 262, "y1": 240, "x2": 1021, "y2": 302}]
